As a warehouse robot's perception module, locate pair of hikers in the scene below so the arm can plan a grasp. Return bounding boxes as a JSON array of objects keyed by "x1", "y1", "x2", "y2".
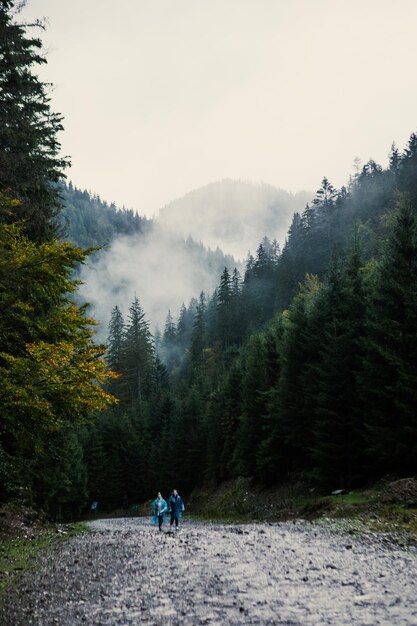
[{"x1": 152, "y1": 489, "x2": 184, "y2": 531}]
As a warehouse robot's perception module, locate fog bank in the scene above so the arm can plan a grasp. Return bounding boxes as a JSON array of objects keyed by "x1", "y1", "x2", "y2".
[
  {"x1": 158, "y1": 179, "x2": 311, "y2": 260},
  {"x1": 78, "y1": 223, "x2": 237, "y2": 338}
]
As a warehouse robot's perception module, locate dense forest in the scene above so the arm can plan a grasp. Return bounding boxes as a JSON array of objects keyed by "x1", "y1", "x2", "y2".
[
  {"x1": 88, "y1": 136, "x2": 417, "y2": 511},
  {"x1": 59, "y1": 183, "x2": 149, "y2": 249},
  {"x1": 1, "y1": 1, "x2": 417, "y2": 520}
]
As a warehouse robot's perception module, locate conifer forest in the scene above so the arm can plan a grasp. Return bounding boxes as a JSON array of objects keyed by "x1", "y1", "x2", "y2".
[{"x1": 1, "y1": 0, "x2": 417, "y2": 523}]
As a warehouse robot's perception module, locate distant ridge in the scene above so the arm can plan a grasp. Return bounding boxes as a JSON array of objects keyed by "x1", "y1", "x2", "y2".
[{"x1": 158, "y1": 179, "x2": 312, "y2": 259}]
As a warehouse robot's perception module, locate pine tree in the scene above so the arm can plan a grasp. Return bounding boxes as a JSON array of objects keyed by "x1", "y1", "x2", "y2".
[
  {"x1": 163, "y1": 310, "x2": 176, "y2": 343},
  {"x1": 274, "y1": 212, "x2": 305, "y2": 310},
  {"x1": 310, "y1": 246, "x2": 367, "y2": 488},
  {"x1": 388, "y1": 142, "x2": 401, "y2": 178},
  {"x1": 179, "y1": 300, "x2": 197, "y2": 345},
  {"x1": 311, "y1": 177, "x2": 340, "y2": 272},
  {"x1": 312, "y1": 177, "x2": 337, "y2": 210},
  {"x1": 255, "y1": 316, "x2": 284, "y2": 483},
  {"x1": 270, "y1": 275, "x2": 322, "y2": 476},
  {"x1": 190, "y1": 292, "x2": 206, "y2": 370},
  {"x1": 176, "y1": 303, "x2": 188, "y2": 347},
  {"x1": 236, "y1": 332, "x2": 272, "y2": 478},
  {"x1": 167, "y1": 387, "x2": 205, "y2": 491},
  {"x1": 398, "y1": 133, "x2": 417, "y2": 203},
  {"x1": 124, "y1": 295, "x2": 154, "y2": 404},
  {"x1": 106, "y1": 305, "x2": 125, "y2": 399},
  {"x1": 217, "y1": 267, "x2": 232, "y2": 348},
  {"x1": 107, "y1": 306, "x2": 125, "y2": 371},
  {"x1": 0, "y1": 1, "x2": 69, "y2": 242},
  {"x1": 241, "y1": 237, "x2": 280, "y2": 332},
  {"x1": 230, "y1": 267, "x2": 243, "y2": 344},
  {"x1": 34, "y1": 429, "x2": 87, "y2": 521},
  {"x1": 161, "y1": 310, "x2": 179, "y2": 371},
  {"x1": 361, "y1": 197, "x2": 417, "y2": 475}
]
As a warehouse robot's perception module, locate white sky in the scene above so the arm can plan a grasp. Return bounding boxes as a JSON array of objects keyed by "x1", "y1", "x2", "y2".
[{"x1": 22, "y1": 0, "x2": 417, "y2": 217}]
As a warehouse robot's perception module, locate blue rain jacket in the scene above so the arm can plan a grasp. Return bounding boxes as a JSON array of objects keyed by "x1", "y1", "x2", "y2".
[
  {"x1": 168, "y1": 494, "x2": 185, "y2": 520},
  {"x1": 152, "y1": 497, "x2": 168, "y2": 525}
]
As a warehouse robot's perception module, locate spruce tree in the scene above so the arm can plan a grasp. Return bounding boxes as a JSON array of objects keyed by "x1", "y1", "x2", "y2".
[
  {"x1": 270, "y1": 275, "x2": 322, "y2": 476},
  {"x1": 161, "y1": 310, "x2": 179, "y2": 371},
  {"x1": 310, "y1": 246, "x2": 367, "y2": 488},
  {"x1": 398, "y1": 133, "x2": 417, "y2": 203},
  {"x1": 236, "y1": 332, "x2": 271, "y2": 478},
  {"x1": 106, "y1": 305, "x2": 126, "y2": 400},
  {"x1": 190, "y1": 292, "x2": 206, "y2": 370},
  {"x1": 361, "y1": 197, "x2": 417, "y2": 475},
  {"x1": 163, "y1": 310, "x2": 176, "y2": 343},
  {"x1": 217, "y1": 267, "x2": 232, "y2": 348},
  {"x1": 124, "y1": 295, "x2": 154, "y2": 404},
  {"x1": 0, "y1": 1, "x2": 69, "y2": 241},
  {"x1": 230, "y1": 268, "x2": 243, "y2": 344},
  {"x1": 107, "y1": 306, "x2": 125, "y2": 371}
]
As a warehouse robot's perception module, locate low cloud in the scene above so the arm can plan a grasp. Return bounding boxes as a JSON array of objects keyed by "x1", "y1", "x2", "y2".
[
  {"x1": 78, "y1": 179, "x2": 311, "y2": 338},
  {"x1": 158, "y1": 179, "x2": 311, "y2": 261},
  {"x1": 78, "y1": 223, "x2": 237, "y2": 339}
]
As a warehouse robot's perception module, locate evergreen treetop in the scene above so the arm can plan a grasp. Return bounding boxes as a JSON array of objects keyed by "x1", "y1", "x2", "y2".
[{"x1": 0, "y1": 1, "x2": 69, "y2": 242}]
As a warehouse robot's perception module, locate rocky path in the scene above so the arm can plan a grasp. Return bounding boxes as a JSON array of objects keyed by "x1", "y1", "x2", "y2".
[{"x1": 2, "y1": 517, "x2": 417, "y2": 625}]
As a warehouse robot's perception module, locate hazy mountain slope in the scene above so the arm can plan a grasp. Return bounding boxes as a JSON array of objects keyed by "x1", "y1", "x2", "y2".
[
  {"x1": 77, "y1": 224, "x2": 238, "y2": 335},
  {"x1": 64, "y1": 179, "x2": 308, "y2": 334},
  {"x1": 158, "y1": 179, "x2": 312, "y2": 260},
  {"x1": 59, "y1": 183, "x2": 150, "y2": 248}
]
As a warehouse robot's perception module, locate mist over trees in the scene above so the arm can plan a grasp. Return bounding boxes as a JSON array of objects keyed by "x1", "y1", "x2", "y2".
[
  {"x1": 158, "y1": 179, "x2": 312, "y2": 260},
  {"x1": 61, "y1": 179, "x2": 310, "y2": 335},
  {"x1": 83, "y1": 133, "x2": 417, "y2": 510},
  {"x1": 2, "y1": 0, "x2": 417, "y2": 521},
  {"x1": 73, "y1": 207, "x2": 240, "y2": 336}
]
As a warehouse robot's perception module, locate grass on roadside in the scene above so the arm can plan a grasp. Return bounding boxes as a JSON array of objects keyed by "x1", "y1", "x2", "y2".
[
  {"x1": 0, "y1": 521, "x2": 89, "y2": 602},
  {"x1": 189, "y1": 478, "x2": 417, "y2": 543}
]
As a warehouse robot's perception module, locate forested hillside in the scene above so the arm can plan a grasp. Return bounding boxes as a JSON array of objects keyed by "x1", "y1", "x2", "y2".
[
  {"x1": 58, "y1": 181, "x2": 241, "y2": 336},
  {"x1": 83, "y1": 134, "x2": 417, "y2": 510},
  {"x1": 59, "y1": 183, "x2": 150, "y2": 249}
]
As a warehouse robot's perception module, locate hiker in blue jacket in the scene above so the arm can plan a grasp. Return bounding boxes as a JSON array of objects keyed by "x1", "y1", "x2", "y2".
[
  {"x1": 152, "y1": 492, "x2": 168, "y2": 531},
  {"x1": 168, "y1": 489, "x2": 185, "y2": 530}
]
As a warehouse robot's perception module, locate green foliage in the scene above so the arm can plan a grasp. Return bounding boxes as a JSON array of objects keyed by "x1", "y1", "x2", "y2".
[
  {"x1": 34, "y1": 430, "x2": 88, "y2": 520},
  {"x1": 77, "y1": 131, "x2": 417, "y2": 516},
  {"x1": 361, "y1": 197, "x2": 417, "y2": 476},
  {"x1": 258, "y1": 276, "x2": 320, "y2": 481},
  {"x1": 0, "y1": 195, "x2": 116, "y2": 512},
  {"x1": 309, "y1": 247, "x2": 367, "y2": 488},
  {"x1": 236, "y1": 330, "x2": 278, "y2": 478},
  {"x1": 117, "y1": 134, "x2": 417, "y2": 499},
  {"x1": 0, "y1": 1, "x2": 69, "y2": 242},
  {"x1": 3, "y1": 0, "x2": 417, "y2": 516},
  {"x1": 59, "y1": 183, "x2": 148, "y2": 248}
]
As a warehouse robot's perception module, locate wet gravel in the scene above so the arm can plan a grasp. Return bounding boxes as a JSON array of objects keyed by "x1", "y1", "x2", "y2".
[{"x1": 2, "y1": 517, "x2": 417, "y2": 625}]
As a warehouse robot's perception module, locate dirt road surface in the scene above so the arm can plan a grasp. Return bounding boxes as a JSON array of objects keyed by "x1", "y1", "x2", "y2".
[{"x1": 2, "y1": 517, "x2": 417, "y2": 625}]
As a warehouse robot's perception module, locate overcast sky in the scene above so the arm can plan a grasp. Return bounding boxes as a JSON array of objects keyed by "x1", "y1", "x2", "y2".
[{"x1": 22, "y1": 0, "x2": 417, "y2": 217}]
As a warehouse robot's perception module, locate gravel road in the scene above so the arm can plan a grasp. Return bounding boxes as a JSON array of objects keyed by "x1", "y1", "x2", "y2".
[{"x1": 2, "y1": 517, "x2": 417, "y2": 625}]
